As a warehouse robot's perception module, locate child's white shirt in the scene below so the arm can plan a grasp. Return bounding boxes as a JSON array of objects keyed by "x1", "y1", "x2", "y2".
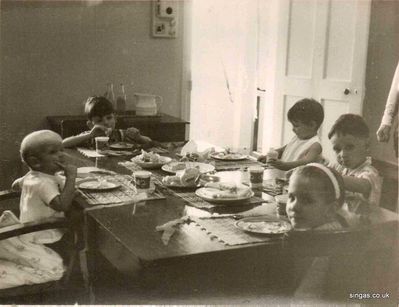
[
  {"x1": 18, "y1": 171, "x2": 65, "y2": 244},
  {"x1": 281, "y1": 135, "x2": 321, "y2": 162},
  {"x1": 328, "y1": 157, "x2": 382, "y2": 207}
]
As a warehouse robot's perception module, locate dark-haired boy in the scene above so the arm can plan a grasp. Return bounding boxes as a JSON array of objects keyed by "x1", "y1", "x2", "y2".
[
  {"x1": 258, "y1": 98, "x2": 324, "y2": 171},
  {"x1": 63, "y1": 96, "x2": 152, "y2": 148},
  {"x1": 327, "y1": 113, "x2": 382, "y2": 208}
]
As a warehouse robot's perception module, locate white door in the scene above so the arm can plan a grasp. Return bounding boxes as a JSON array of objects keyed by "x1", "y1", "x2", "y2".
[{"x1": 260, "y1": 0, "x2": 371, "y2": 162}]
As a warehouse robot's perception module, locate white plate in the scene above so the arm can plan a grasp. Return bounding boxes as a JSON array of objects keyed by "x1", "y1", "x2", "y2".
[
  {"x1": 58, "y1": 167, "x2": 115, "y2": 179},
  {"x1": 235, "y1": 216, "x2": 292, "y2": 235},
  {"x1": 161, "y1": 162, "x2": 215, "y2": 174},
  {"x1": 78, "y1": 179, "x2": 121, "y2": 191},
  {"x1": 109, "y1": 142, "x2": 135, "y2": 150},
  {"x1": 210, "y1": 152, "x2": 248, "y2": 161},
  {"x1": 131, "y1": 156, "x2": 172, "y2": 169},
  {"x1": 195, "y1": 186, "x2": 254, "y2": 204},
  {"x1": 163, "y1": 182, "x2": 199, "y2": 189}
]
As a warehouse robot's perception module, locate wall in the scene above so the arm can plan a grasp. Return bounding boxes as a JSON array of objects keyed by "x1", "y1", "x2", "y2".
[
  {"x1": 189, "y1": 0, "x2": 258, "y2": 151},
  {"x1": 0, "y1": 0, "x2": 185, "y2": 188},
  {"x1": 363, "y1": 0, "x2": 399, "y2": 165}
]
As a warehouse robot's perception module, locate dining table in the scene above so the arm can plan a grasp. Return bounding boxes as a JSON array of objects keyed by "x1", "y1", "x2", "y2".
[{"x1": 65, "y1": 146, "x2": 399, "y2": 303}]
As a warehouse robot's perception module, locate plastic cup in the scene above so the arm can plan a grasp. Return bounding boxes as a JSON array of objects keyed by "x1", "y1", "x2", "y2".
[
  {"x1": 275, "y1": 194, "x2": 289, "y2": 217},
  {"x1": 249, "y1": 166, "x2": 264, "y2": 189},
  {"x1": 133, "y1": 170, "x2": 152, "y2": 189},
  {"x1": 95, "y1": 136, "x2": 109, "y2": 153}
]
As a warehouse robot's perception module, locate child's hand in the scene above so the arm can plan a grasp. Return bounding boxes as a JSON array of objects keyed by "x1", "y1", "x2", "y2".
[
  {"x1": 56, "y1": 162, "x2": 77, "y2": 179},
  {"x1": 89, "y1": 125, "x2": 109, "y2": 138},
  {"x1": 125, "y1": 127, "x2": 140, "y2": 140},
  {"x1": 257, "y1": 155, "x2": 267, "y2": 163}
]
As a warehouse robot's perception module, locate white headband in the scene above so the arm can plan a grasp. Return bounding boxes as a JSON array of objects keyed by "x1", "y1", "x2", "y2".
[{"x1": 307, "y1": 163, "x2": 341, "y2": 200}]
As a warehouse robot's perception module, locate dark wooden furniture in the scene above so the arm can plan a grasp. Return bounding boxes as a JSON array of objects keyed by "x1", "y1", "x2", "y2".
[
  {"x1": 64, "y1": 149, "x2": 399, "y2": 303},
  {"x1": 47, "y1": 113, "x2": 189, "y2": 142}
]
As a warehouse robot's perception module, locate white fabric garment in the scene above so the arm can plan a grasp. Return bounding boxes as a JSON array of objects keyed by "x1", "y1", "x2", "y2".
[
  {"x1": 17, "y1": 171, "x2": 65, "y2": 244},
  {"x1": 0, "y1": 211, "x2": 65, "y2": 289},
  {"x1": 329, "y1": 157, "x2": 382, "y2": 207},
  {"x1": 281, "y1": 135, "x2": 321, "y2": 162}
]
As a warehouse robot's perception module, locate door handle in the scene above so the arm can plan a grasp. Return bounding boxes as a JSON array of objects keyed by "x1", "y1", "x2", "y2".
[{"x1": 343, "y1": 88, "x2": 351, "y2": 95}]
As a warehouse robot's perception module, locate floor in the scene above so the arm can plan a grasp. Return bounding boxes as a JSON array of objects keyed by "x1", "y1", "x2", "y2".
[{"x1": 37, "y1": 251, "x2": 399, "y2": 305}]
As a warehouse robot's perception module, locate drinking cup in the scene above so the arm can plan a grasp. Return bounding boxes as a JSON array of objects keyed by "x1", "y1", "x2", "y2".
[
  {"x1": 95, "y1": 136, "x2": 109, "y2": 153},
  {"x1": 133, "y1": 170, "x2": 152, "y2": 189},
  {"x1": 249, "y1": 166, "x2": 264, "y2": 189},
  {"x1": 275, "y1": 194, "x2": 289, "y2": 217}
]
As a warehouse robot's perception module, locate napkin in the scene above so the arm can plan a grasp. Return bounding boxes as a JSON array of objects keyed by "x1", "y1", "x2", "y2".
[
  {"x1": 155, "y1": 216, "x2": 190, "y2": 245},
  {"x1": 162, "y1": 167, "x2": 200, "y2": 186},
  {"x1": 180, "y1": 140, "x2": 224, "y2": 161}
]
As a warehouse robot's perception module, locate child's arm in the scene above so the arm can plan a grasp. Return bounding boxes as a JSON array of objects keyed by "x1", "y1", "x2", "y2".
[
  {"x1": 124, "y1": 127, "x2": 152, "y2": 144},
  {"x1": 268, "y1": 142, "x2": 322, "y2": 170},
  {"x1": 49, "y1": 162, "x2": 77, "y2": 212},
  {"x1": 257, "y1": 145, "x2": 286, "y2": 163},
  {"x1": 341, "y1": 176, "x2": 371, "y2": 197},
  {"x1": 62, "y1": 125, "x2": 108, "y2": 148}
]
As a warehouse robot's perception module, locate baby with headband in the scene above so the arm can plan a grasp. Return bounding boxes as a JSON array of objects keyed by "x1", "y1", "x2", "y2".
[{"x1": 286, "y1": 163, "x2": 346, "y2": 231}]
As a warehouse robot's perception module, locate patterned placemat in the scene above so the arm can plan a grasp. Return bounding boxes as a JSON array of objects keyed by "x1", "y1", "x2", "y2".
[
  {"x1": 78, "y1": 174, "x2": 165, "y2": 205},
  {"x1": 120, "y1": 160, "x2": 268, "y2": 211},
  {"x1": 77, "y1": 147, "x2": 137, "y2": 158},
  {"x1": 191, "y1": 216, "x2": 281, "y2": 246},
  {"x1": 118, "y1": 161, "x2": 166, "y2": 182},
  {"x1": 213, "y1": 159, "x2": 265, "y2": 171},
  {"x1": 159, "y1": 187, "x2": 266, "y2": 210}
]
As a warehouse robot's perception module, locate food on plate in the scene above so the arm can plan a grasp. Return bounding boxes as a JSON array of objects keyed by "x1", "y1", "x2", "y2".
[
  {"x1": 204, "y1": 182, "x2": 237, "y2": 192},
  {"x1": 179, "y1": 152, "x2": 200, "y2": 162},
  {"x1": 170, "y1": 162, "x2": 187, "y2": 172},
  {"x1": 212, "y1": 152, "x2": 244, "y2": 160},
  {"x1": 203, "y1": 182, "x2": 252, "y2": 199},
  {"x1": 162, "y1": 167, "x2": 200, "y2": 187},
  {"x1": 135, "y1": 150, "x2": 161, "y2": 163},
  {"x1": 238, "y1": 220, "x2": 291, "y2": 234},
  {"x1": 162, "y1": 161, "x2": 215, "y2": 174}
]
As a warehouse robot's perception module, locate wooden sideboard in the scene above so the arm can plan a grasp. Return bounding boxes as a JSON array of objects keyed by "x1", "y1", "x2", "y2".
[{"x1": 47, "y1": 113, "x2": 189, "y2": 142}]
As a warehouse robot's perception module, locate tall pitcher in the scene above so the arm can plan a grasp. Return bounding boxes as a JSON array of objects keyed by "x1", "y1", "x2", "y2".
[{"x1": 134, "y1": 93, "x2": 163, "y2": 116}]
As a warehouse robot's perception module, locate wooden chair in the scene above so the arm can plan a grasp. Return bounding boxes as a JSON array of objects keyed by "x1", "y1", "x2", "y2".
[{"x1": 0, "y1": 190, "x2": 87, "y2": 304}]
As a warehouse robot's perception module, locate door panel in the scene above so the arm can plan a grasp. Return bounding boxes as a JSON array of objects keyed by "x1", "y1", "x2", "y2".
[
  {"x1": 320, "y1": 99, "x2": 350, "y2": 162},
  {"x1": 324, "y1": 0, "x2": 357, "y2": 80},
  {"x1": 286, "y1": 0, "x2": 317, "y2": 78},
  {"x1": 267, "y1": 0, "x2": 370, "y2": 161}
]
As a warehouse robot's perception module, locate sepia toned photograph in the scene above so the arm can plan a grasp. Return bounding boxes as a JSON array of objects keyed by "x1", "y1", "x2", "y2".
[{"x1": 0, "y1": 0, "x2": 398, "y2": 305}]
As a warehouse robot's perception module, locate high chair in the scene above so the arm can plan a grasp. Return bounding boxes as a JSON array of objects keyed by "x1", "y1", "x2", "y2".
[{"x1": 0, "y1": 189, "x2": 87, "y2": 304}]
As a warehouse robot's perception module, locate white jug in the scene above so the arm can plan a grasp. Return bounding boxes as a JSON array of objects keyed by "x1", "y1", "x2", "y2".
[{"x1": 134, "y1": 93, "x2": 163, "y2": 116}]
